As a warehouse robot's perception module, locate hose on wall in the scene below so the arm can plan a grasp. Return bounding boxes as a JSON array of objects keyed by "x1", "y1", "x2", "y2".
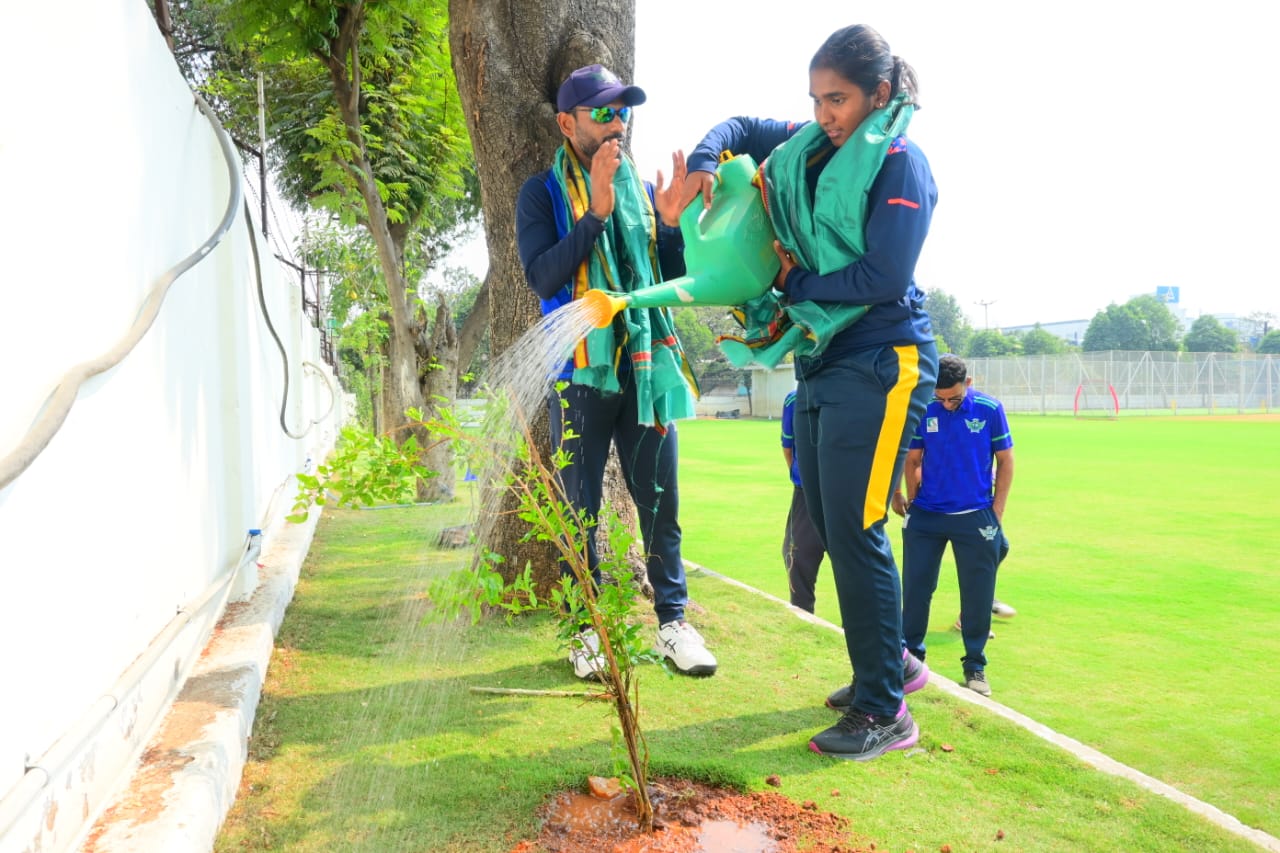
[{"x1": 0, "y1": 92, "x2": 242, "y2": 492}]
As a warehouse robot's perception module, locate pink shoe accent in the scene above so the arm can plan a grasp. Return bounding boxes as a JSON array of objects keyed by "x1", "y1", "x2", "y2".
[{"x1": 902, "y1": 649, "x2": 931, "y2": 695}]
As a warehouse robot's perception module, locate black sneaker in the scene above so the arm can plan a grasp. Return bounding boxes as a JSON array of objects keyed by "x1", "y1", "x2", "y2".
[
  {"x1": 963, "y1": 668, "x2": 992, "y2": 696},
  {"x1": 809, "y1": 704, "x2": 919, "y2": 761},
  {"x1": 825, "y1": 650, "x2": 929, "y2": 712}
]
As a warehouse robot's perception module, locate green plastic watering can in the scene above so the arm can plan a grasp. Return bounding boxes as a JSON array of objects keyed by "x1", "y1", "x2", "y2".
[{"x1": 582, "y1": 153, "x2": 779, "y2": 328}]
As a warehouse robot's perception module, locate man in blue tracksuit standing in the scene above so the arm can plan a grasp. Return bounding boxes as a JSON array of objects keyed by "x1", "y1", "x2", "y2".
[
  {"x1": 515, "y1": 64, "x2": 717, "y2": 679},
  {"x1": 896, "y1": 354, "x2": 1014, "y2": 697}
]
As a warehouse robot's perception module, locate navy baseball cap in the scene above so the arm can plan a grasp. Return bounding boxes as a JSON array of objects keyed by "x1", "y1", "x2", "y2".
[{"x1": 556, "y1": 64, "x2": 647, "y2": 113}]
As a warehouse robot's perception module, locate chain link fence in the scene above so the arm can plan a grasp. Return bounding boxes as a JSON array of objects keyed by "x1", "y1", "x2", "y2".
[{"x1": 964, "y1": 351, "x2": 1279, "y2": 415}]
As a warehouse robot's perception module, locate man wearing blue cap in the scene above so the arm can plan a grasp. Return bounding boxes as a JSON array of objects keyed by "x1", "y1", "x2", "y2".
[{"x1": 515, "y1": 64, "x2": 717, "y2": 679}]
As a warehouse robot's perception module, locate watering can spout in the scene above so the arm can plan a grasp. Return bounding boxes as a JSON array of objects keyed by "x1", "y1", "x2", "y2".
[
  {"x1": 581, "y1": 289, "x2": 628, "y2": 329},
  {"x1": 577, "y1": 154, "x2": 779, "y2": 326}
]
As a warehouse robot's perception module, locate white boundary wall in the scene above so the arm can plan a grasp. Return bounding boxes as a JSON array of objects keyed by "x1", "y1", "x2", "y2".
[{"x1": 0, "y1": 2, "x2": 343, "y2": 850}]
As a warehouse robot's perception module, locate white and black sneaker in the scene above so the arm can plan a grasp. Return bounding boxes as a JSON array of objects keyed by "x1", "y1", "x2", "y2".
[
  {"x1": 656, "y1": 620, "x2": 717, "y2": 676},
  {"x1": 568, "y1": 628, "x2": 605, "y2": 681}
]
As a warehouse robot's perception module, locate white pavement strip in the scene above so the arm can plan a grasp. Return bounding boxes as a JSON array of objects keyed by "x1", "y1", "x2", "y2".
[
  {"x1": 686, "y1": 560, "x2": 1280, "y2": 853},
  {"x1": 82, "y1": 510, "x2": 322, "y2": 853}
]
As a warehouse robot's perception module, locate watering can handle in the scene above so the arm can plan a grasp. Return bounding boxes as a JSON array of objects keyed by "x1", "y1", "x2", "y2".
[
  {"x1": 680, "y1": 152, "x2": 751, "y2": 237},
  {"x1": 679, "y1": 182, "x2": 707, "y2": 237}
]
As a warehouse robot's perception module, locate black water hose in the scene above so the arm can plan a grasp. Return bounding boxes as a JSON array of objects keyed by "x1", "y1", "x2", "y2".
[{"x1": 243, "y1": 199, "x2": 336, "y2": 439}]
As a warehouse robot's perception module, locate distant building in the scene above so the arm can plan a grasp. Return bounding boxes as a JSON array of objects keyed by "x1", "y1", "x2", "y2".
[
  {"x1": 1000, "y1": 319, "x2": 1091, "y2": 347},
  {"x1": 1004, "y1": 311, "x2": 1258, "y2": 348}
]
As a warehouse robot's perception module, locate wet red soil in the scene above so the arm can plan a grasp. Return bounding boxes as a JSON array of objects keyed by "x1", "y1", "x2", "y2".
[{"x1": 508, "y1": 776, "x2": 870, "y2": 853}]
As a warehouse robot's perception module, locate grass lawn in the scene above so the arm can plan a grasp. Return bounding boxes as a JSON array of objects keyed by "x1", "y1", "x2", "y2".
[
  {"x1": 216, "y1": 413, "x2": 1277, "y2": 851},
  {"x1": 677, "y1": 414, "x2": 1280, "y2": 836}
]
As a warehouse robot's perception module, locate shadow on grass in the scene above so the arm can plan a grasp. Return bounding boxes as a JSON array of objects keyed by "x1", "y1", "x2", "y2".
[{"x1": 247, "y1": 676, "x2": 850, "y2": 852}]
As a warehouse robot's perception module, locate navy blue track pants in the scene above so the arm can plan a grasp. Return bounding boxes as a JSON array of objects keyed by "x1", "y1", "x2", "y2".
[
  {"x1": 548, "y1": 381, "x2": 687, "y2": 625},
  {"x1": 794, "y1": 342, "x2": 938, "y2": 717}
]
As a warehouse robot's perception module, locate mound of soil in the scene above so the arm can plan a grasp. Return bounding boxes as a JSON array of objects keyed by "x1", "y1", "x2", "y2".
[{"x1": 509, "y1": 776, "x2": 871, "y2": 853}]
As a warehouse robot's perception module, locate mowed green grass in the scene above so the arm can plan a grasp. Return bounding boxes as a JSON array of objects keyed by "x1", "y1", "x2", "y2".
[
  {"x1": 218, "y1": 503, "x2": 1264, "y2": 853},
  {"x1": 675, "y1": 414, "x2": 1280, "y2": 835}
]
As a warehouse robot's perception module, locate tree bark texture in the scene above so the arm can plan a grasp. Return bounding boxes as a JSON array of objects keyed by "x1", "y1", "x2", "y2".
[
  {"x1": 449, "y1": 0, "x2": 638, "y2": 590},
  {"x1": 455, "y1": 269, "x2": 490, "y2": 379}
]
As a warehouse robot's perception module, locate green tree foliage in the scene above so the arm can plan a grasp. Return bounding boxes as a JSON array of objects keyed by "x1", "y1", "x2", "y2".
[
  {"x1": 1084, "y1": 304, "x2": 1139, "y2": 351},
  {"x1": 1083, "y1": 295, "x2": 1181, "y2": 352},
  {"x1": 1183, "y1": 315, "x2": 1239, "y2": 353},
  {"x1": 965, "y1": 329, "x2": 1020, "y2": 357},
  {"x1": 204, "y1": 0, "x2": 474, "y2": 230},
  {"x1": 300, "y1": 220, "x2": 479, "y2": 426},
  {"x1": 1257, "y1": 330, "x2": 1280, "y2": 354},
  {"x1": 1020, "y1": 324, "x2": 1069, "y2": 355},
  {"x1": 335, "y1": 311, "x2": 389, "y2": 426},
  {"x1": 176, "y1": 0, "x2": 479, "y2": 500},
  {"x1": 924, "y1": 289, "x2": 972, "y2": 355},
  {"x1": 681, "y1": 306, "x2": 750, "y2": 389},
  {"x1": 1127, "y1": 294, "x2": 1182, "y2": 351},
  {"x1": 673, "y1": 308, "x2": 715, "y2": 368}
]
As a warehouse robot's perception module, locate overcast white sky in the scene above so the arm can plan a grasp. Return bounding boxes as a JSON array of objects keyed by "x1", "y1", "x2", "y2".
[
  {"x1": 627, "y1": 0, "x2": 1280, "y2": 329},
  {"x1": 444, "y1": 2, "x2": 1279, "y2": 331}
]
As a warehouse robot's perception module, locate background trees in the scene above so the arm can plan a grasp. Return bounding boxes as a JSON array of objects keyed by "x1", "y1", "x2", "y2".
[
  {"x1": 965, "y1": 329, "x2": 1020, "y2": 357},
  {"x1": 169, "y1": 0, "x2": 478, "y2": 500},
  {"x1": 1083, "y1": 295, "x2": 1181, "y2": 352},
  {"x1": 1182, "y1": 315, "x2": 1238, "y2": 353},
  {"x1": 1018, "y1": 325, "x2": 1069, "y2": 355},
  {"x1": 1256, "y1": 330, "x2": 1280, "y2": 354},
  {"x1": 923, "y1": 289, "x2": 972, "y2": 355}
]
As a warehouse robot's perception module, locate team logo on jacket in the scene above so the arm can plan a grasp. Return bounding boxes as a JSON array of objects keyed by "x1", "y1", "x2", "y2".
[
  {"x1": 978, "y1": 525, "x2": 999, "y2": 541},
  {"x1": 965, "y1": 418, "x2": 986, "y2": 434},
  {"x1": 926, "y1": 417, "x2": 939, "y2": 432}
]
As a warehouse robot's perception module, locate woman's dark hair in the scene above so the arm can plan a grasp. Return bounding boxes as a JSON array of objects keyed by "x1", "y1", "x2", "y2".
[{"x1": 810, "y1": 24, "x2": 920, "y2": 107}]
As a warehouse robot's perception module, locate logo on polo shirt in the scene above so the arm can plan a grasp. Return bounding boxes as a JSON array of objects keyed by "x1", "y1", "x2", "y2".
[
  {"x1": 965, "y1": 418, "x2": 986, "y2": 434},
  {"x1": 926, "y1": 417, "x2": 938, "y2": 432}
]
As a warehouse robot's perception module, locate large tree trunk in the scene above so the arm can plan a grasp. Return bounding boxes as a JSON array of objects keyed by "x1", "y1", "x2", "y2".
[{"x1": 449, "y1": 0, "x2": 637, "y2": 589}]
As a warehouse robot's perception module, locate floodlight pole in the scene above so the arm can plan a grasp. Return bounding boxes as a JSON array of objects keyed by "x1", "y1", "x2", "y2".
[{"x1": 975, "y1": 299, "x2": 996, "y2": 330}]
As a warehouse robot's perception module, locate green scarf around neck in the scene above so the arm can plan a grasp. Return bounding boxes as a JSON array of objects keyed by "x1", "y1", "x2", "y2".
[
  {"x1": 550, "y1": 144, "x2": 697, "y2": 426},
  {"x1": 717, "y1": 94, "x2": 914, "y2": 368}
]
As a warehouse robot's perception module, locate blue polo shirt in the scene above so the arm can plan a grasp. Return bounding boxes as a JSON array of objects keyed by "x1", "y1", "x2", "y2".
[
  {"x1": 908, "y1": 389, "x2": 1012, "y2": 513},
  {"x1": 781, "y1": 390, "x2": 802, "y2": 487}
]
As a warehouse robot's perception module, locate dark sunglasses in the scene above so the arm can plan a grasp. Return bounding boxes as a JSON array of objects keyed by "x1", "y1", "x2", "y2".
[{"x1": 575, "y1": 105, "x2": 632, "y2": 124}]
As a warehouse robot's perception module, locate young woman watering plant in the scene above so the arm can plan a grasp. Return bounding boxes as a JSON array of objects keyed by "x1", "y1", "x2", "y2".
[{"x1": 684, "y1": 23, "x2": 939, "y2": 760}]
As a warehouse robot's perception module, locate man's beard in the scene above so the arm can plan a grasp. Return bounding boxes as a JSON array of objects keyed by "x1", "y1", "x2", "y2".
[{"x1": 577, "y1": 131, "x2": 625, "y2": 163}]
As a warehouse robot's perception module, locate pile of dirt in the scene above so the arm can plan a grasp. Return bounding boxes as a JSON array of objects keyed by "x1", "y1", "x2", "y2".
[{"x1": 509, "y1": 776, "x2": 871, "y2": 853}]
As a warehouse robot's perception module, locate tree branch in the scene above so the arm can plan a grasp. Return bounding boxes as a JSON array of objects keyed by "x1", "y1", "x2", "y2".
[{"x1": 456, "y1": 272, "x2": 490, "y2": 379}]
